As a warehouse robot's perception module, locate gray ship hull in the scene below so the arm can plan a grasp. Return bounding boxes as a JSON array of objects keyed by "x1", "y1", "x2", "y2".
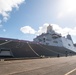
[{"x1": 0, "y1": 38, "x2": 76, "y2": 58}]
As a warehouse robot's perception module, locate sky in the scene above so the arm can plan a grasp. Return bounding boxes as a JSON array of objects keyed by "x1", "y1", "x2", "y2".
[{"x1": 0, "y1": 0, "x2": 76, "y2": 43}]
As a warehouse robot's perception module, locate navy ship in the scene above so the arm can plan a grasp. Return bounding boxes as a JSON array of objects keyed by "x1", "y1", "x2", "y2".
[{"x1": 0, "y1": 25, "x2": 76, "y2": 58}]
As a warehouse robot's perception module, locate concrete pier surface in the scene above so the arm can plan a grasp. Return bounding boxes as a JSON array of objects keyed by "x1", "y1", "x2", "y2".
[{"x1": 0, "y1": 56, "x2": 76, "y2": 75}]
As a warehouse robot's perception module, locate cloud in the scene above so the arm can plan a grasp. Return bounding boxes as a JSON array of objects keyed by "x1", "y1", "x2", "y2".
[
  {"x1": 20, "y1": 23, "x2": 76, "y2": 37},
  {"x1": 51, "y1": 24, "x2": 70, "y2": 36},
  {"x1": 20, "y1": 23, "x2": 49, "y2": 35},
  {"x1": 0, "y1": 0, "x2": 25, "y2": 22},
  {"x1": 49, "y1": 24, "x2": 76, "y2": 37},
  {"x1": 20, "y1": 26, "x2": 36, "y2": 34},
  {"x1": 36, "y1": 23, "x2": 67, "y2": 36},
  {"x1": 36, "y1": 23, "x2": 49, "y2": 35},
  {"x1": 3, "y1": 29, "x2": 6, "y2": 32}
]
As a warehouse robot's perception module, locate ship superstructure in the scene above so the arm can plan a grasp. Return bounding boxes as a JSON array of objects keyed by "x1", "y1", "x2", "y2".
[{"x1": 34, "y1": 25, "x2": 76, "y2": 52}]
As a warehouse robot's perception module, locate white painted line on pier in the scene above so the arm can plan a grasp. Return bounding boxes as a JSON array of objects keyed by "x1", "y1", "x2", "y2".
[{"x1": 65, "y1": 68, "x2": 76, "y2": 75}]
